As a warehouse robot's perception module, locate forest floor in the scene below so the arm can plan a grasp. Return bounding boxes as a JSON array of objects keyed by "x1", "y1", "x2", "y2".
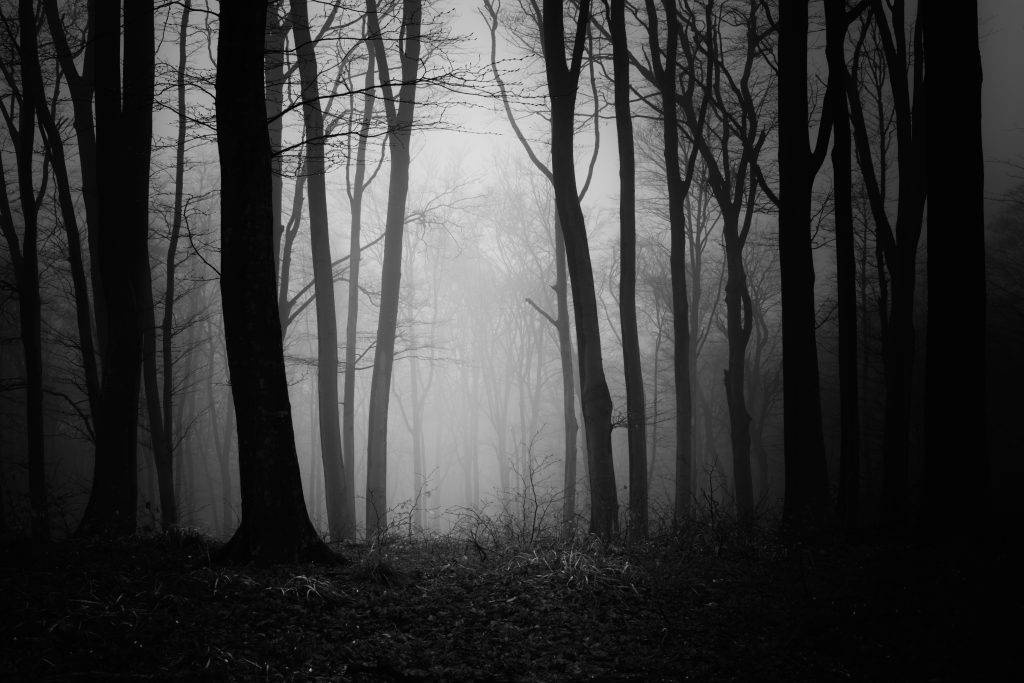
[{"x1": 0, "y1": 524, "x2": 1014, "y2": 682}]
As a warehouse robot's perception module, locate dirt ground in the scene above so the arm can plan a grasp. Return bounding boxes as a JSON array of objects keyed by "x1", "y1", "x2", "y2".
[{"x1": 0, "y1": 529, "x2": 1013, "y2": 681}]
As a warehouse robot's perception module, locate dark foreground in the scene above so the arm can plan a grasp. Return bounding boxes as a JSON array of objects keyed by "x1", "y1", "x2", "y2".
[{"x1": 0, "y1": 529, "x2": 1013, "y2": 681}]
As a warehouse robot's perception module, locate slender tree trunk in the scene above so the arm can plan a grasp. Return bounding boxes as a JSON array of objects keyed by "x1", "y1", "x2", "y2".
[
  {"x1": 1, "y1": 0, "x2": 46, "y2": 538},
  {"x1": 553, "y1": 225, "x2": 579, "y2": 527},
  {"x1": 825, "y1": 0, "x2": 860, "y2": 531},
  {"x1": 291, "y1": 0, "x2": 348, "y2": 541},
  {"x1": 31, "y1": 62, "x2": 100, "y2": 428},
  {"x1": 722, "y1": 217, "x2": 755, "y2": 526},
  {"x1": 922, "y1": 1, "x2": 986, "y2": 538},
  {"x1": 542, "y1": 0, "x2": 617, "y2": 538},
  {"x1": 78, "y1": 0, "x2": 155, "y2": 537},
  {"x1": 214, "y1": 0, "x2": 332, "y2": 563},
  {"x1": 649, "y1": 0, "x2": 695, "y2": 522},
  {"x1": 42, "y1": 0, "x2": 105, "y2": 358},
  {"x1": 777, "y1": 0, "x2": 831, "y2": 533},
  {"x1": 266, "y1": 2, "x2": 286, "y2": 281},
  {"x1": 364, "y1": 0, "x2": 422, "y2": 538},
  {"x1": 610, "y1": 0, "x2": 647, "y2": 540},
  {"x1": 342, "y1": 42, "x2": 376, "y2": 541}
]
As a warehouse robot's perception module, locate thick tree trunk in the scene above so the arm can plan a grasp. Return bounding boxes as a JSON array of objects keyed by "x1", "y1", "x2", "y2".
[
  {"x1": 777, "y1": 0, "x2": 831, "y2": 533},
  {"x1": 291, "y1": 0, "x2": 348, "y2": 541},
  {"x1": 922, "y1": 1, "x2": 986, "y2": 538},
  {"x1": 542, "y1": 0, "x2": 617, "y2": 538},
  {"x1": 610, "y1": 0, "x2": 647, "y2": 540},
  {"x1": 214, "y1": 0, "x2": 332, "y2": 564},
  {"x1": 78, "y1": 0, "x2": 154, "y2": 537},
  {"x1": 364, "y1": 0, "x2": 422, "y2": 539}
]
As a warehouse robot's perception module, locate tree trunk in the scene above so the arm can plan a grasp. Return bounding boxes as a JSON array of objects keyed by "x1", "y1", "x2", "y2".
[
  {"x1": 825, "y1": 0, "x2": 860, "y2": 531},
  {"x1": 650, "y1": 0, "x2": 695, "y2": 522},
  {"x1": 342, "y1": 41, "x2": 376, "y2": 541},
  {"x1": 214, "y1": 0, "x2": 332, "y2": 564},
  {"x1": 922, "y1": 1, "x2": 986, "y2": 539},
  {"x1": 1, "y1": 0, "x2": 46, "y2": 538},
  {"x1": 78, "y1": 0, "x2": 154, "y2": 537},
  {"x1": 610, "y1": 0, "x2": 647, "y2": 540},
  {"x1": 777, "y1": 0, "x2": 831, "y2": 533},
  {"x1": 542, "y1": 0, "x2": 617, "y2": 538},
  {"x1": 291, "y1": 0, "x2": 348, "y2": 542},
  {"x1": 364, "y1": 0, "x2": 422, "y2": 539},
  {"x1": 553, "y1": 224, "x2": 579, "y2": 528},
  {"x1": 42, "y1": 0, "x2": 105, "y2": 358}
]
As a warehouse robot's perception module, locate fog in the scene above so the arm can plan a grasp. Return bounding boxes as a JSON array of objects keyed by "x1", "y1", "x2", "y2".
[{"x1": 1, "y1": 0, "x2": 1020, "y2": 541}]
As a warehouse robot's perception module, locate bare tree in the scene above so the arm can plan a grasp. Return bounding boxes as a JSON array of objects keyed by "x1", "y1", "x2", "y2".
[
  {"x1": 214, "y1": 0, "x2": 332, "y2": 563},
  {"x1": 542, "y1": 0, "x2": 618, "y2": 538}
]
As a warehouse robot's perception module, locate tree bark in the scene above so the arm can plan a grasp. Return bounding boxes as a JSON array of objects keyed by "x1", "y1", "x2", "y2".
[
  {"x1": 214, "y1": 0, "x2": 332, "y2": 563},
  {"x1": 609, "y1": 0, "x2": 647, "y2": 539},
  {"x1": 364, "y1": 0, "x2": 422, "y2": 538},
  {"x1": 78, "y1": 0, "x2": 154, "y2": 537},
  {"x1": 342, "y1": 39, "x2": 376, "y2": 541},
  {"x1": 825, "y1": 0, "x2": 861, "y2": 531},
  {"x1": 777, "y1": 0, "x2": 831, "y2": 533},
  {"x1": 542, "y1": 0, "x2": 617, "y2": 538},
  {"x1": 291, "y1": 0, "x2": 348, "y2": 541}
]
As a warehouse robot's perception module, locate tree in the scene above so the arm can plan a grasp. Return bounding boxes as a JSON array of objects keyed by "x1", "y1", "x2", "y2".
[
  {"x1": 776, "y1": 0, "x2": 831, "y2": 532},
  {"x1": 342, "y1": 34, "x2": 378, "y2": 542},
  {"x1": 608, "y1": 0, "x2": 647, "y2": 539},
  {"x1": 922, "y1": 1, "x2": 986, "y2": 538},
  {"x1": 0, "y1": 0, "x2": 46, "y2": 538},
  {"x1": 290, "y1": 0, "x2": 349, "y2": 541},
  {"x1": 542, "y1": 0, "x2": 617, "y2": 538},
  {"x1": 78, "y1": 0, "x2": 155, "y2": 537},
  {"x1": 825, "y1": 0, "x2": 861, "y2": 531},
  {"x1": 140, "y1": 0, "x2": 193, "y2": 531},
  {"x1": 214, "y1": 0, "x2": 332, "y2": 563},
  {"x1": 364, "y1": 0, "x2": 422, "y2": 538},
  {"x1": 845, "y1": 0, "x2": 926, "y2": 531}
]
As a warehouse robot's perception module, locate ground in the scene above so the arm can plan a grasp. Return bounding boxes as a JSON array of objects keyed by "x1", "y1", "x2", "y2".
[{"x1": 0, "y1": 528, "x2": 1013, "y2": 681}]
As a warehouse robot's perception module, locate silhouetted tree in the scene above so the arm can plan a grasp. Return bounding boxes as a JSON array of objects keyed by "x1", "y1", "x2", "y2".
[
  {"x1": 78, "y1": 0, "x2": 155, "y2": 537},
  {"x1": 608, "y1": 0, "x2": 648, "y2": 539},
  {"x1": 364, "y1": 0, "x2": 422, "y2": 537},
  {"x1": 777, "y1": 0, "x2": 831, "y2": 532},
  {"x1": 542, "y1": 0, "x2": 618, "y2": 538},
  {"x1": 214, "y1": 0, "x2": 331, "y2": 563},
  {"x1": 922, "y1": 1, "x2": 986, "y2": 538}
]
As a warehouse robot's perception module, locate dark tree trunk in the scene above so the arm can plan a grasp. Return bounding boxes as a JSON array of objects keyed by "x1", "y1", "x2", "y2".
[
  {"x1": 78, "y1": 0, "x2": 154, "y2": 537},
  {"x1": 777, "y1": 0, "x2": 831, "y2": 533},
  {"x1": 29, "y1": 36, "x2": 100, "y2": 430},
  {"x1": 922, "y1": 1, "x2": 986, "y2": 538},
  {"x1": 825, "y1": 0, "x2": 861, "y2": 532},
  {"x1": 291, "y1": 0, "x2": 348, "y2": 541},
  {"x1": 342, "y1": 41, "x2": 376, "y2": 541},
  {"x1": 722, "y1": 216, "x2": 755, "y2": 526},
  {"x1": 0, "y1": 0, "x2": 46, "y2": 539},
  {"x1": 43, "y1": 0, "x2": 105, "y2": 357},
  {"x1": 141, "y1": 0, "x2": 190, "y2": 527},
  {"x1": 542, "y1": 0, "x2": 618, "y2": 539},
  {"x1": 364, "y1": 0, "x2": 422, "y2": 538},
  {"x1": 609, "y1": 0, "x2": 647, "y2": 540},
  {"x1": 646, "y1": 0, "x2": 695, "y2": 521},
  {"x1": 214, "y1": 0, "x2": 332, "y2": 564},
  {"x1": 553, "y1": 224, "x2": 579, "y2": 528}
]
